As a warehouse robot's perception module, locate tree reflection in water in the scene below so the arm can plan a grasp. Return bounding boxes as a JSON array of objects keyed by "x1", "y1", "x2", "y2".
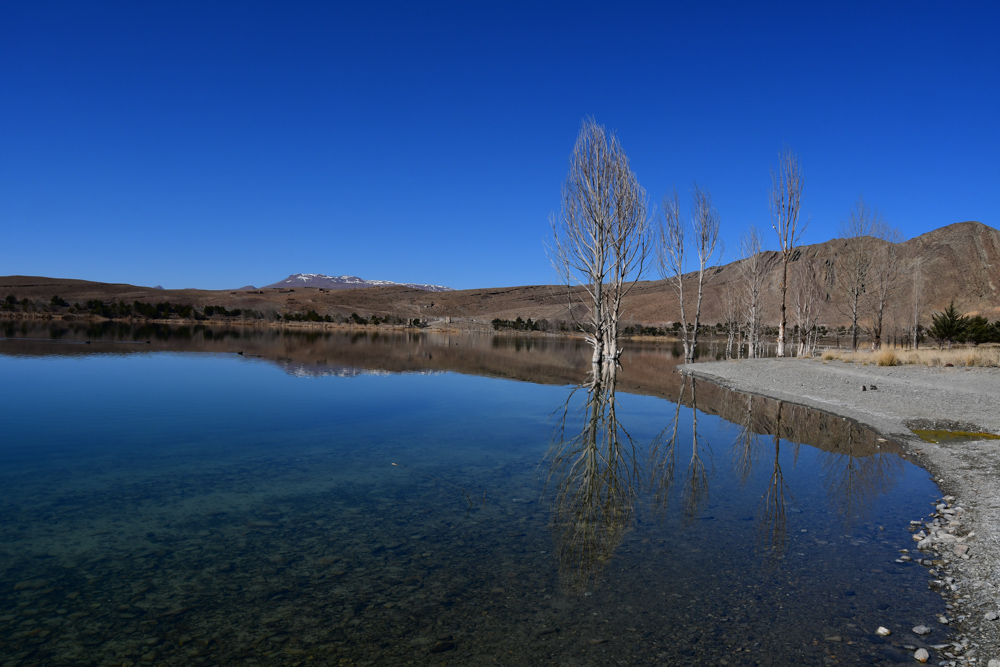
[
  {"x1": 758, "y1": 407, "x2": 792, "y2": 559},
  {"x1": 548, "y1": 368, "x2": 911, "y2": 590},
  {"x1": 546, "y1": 359, "x2": 639, "y2": 589},
  {"x1": 821, "y1": 427, "x2": 904, "y2": 527},
  {"x1": 680, "y1": 377, "x2": 711, "y2": 524}
]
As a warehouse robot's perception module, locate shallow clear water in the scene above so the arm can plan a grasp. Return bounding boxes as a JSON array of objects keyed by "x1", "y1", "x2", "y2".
[{"x1": 0, "y1": 326, "x2": 946, "y2": 665}]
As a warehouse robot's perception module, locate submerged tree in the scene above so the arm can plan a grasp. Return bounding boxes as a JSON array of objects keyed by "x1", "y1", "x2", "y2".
[{"x1": 550, "y1": 118, "x2": 649, "y2": 366}]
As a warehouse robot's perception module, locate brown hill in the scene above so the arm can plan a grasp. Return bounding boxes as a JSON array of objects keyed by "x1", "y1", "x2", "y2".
[
  {"x1": 622, "y1": 219, "x2": 1000, "y2": 327},
  {"x1": 2, "y1": 221, "x2": 998, "y2": 329}
]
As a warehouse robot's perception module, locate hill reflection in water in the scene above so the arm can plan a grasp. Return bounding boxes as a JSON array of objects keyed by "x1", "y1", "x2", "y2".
[
  {"x1": 0, "y1": 323, "x2": 944, "y2": 666},
  {"x1": 547, "y1": 359, "x2": 907, "y2": 590}
]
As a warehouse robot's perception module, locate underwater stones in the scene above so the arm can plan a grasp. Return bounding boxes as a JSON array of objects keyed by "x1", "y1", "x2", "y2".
[
  {"x1": 914, "y1": 647, "x2": 929, "y2": 662},
  {"x1": 13, "y1": 579, "x2": 49, "y2": 591},
  {"x1": 876, "y1": 626, "x2": 891, "y2": 636},
  {"x1": 913, "y1": 625, "x2": 931, "y2": 635},
  {"x1": 429, "y1": 639, "x2": 456, "y2": 653}
]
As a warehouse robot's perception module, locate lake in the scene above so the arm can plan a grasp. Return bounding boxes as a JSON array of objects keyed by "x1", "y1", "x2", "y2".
[{"x1": 0, "y1": 323, "x2": 946, "y2": 665}]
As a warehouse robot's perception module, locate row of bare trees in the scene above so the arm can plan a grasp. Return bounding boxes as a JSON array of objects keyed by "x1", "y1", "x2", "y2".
[
  {"x1": 550, "y1": 118, "x2": 726, "y2": 365},
  {"x1": 552, "y1": 118, "x2": 911, "y2": 359},
  {"x1": 835, "y1": 196, "x2": 903, "y2": 350}
]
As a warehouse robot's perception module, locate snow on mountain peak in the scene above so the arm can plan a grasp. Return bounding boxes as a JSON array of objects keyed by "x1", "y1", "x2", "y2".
[{"x1": 260, "y1": 273, "x2": 453, "y2": 292}]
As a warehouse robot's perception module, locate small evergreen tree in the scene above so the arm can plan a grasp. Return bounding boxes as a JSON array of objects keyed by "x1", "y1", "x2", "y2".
[
  {"x1": 927, "y1": 301, "x2": 967, "y2": 349},
  {"x1": 964, "y1": 315, "x2": 992, "y2": 345}
]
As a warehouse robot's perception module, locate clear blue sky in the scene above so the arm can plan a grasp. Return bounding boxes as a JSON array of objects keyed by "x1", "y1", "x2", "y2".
[{"x1": 2, "y1": 2, "x2": 998, "y2": 290}]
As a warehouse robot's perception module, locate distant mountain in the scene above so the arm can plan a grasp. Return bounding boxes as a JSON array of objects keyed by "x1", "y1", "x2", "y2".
[{"x1": 258, "y1": 273, "x2": 454, "y2": 292}]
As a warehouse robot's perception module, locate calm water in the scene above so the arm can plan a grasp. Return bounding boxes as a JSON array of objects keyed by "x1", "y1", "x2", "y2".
[{"x1": 0, "y1": 324, "x2": 946, "y2": 665}]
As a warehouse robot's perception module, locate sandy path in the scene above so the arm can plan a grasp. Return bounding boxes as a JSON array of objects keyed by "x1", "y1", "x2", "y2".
[{"x1": 682, "y1": 358, "x2": 1000, "y2": 665}]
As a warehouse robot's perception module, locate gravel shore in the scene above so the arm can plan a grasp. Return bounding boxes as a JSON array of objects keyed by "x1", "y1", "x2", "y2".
[{"x1": 682, "y1": 358, "x2": 1000, "y2": 665}]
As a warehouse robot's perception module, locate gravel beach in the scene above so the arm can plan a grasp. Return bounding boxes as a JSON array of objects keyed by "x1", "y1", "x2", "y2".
[{"x1": 682, "y1": 358, "x2": 1000, "y2": 665}]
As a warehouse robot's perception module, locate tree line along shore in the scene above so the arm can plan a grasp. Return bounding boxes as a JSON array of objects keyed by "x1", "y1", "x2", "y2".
[{"x1": 3, "y1": 292, "x2": 999, "y2": 359}]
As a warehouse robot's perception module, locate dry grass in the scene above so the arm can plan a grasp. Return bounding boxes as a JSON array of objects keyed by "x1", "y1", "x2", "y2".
[{"x1": 818, "y1": 346, "x2": 1000, "y2": 368}]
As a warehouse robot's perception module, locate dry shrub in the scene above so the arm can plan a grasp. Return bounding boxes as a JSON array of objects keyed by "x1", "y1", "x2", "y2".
[
  {"x1": 808, "y1": 346, "x2": 1000, "y2": 368},
  {"x1": 875, "y1": 349, "x2": 898, "y2": 366}
]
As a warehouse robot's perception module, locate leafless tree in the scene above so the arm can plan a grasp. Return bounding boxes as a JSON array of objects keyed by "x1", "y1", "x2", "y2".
[
  {"x1": 836, "y1": 196, "x2": 881, "y2": 351},
  {"x1": 910, "y1": 257, "x2": 924, "y2": 349},
  {"x1": 792, "y1": 259, "x2": 822, "y2": 357},
  {"x1": 658, "y1": 185, "x2": 722, "y2": 363},
  {"x1": 769, "y1": 148, "x2": 805, "y2": 357},
  {"x1": 867, "y1": 225, "x2": 902, "y2": 350},
  {"x1": 550, "y1": 118, "x2": 649, "y2": 366},
  {"x1": 737, "y1": 226, "x2": 767, "y2": 358},
  {"x1": 722, "y1": 282, "x2": 740, "y2": 359}
]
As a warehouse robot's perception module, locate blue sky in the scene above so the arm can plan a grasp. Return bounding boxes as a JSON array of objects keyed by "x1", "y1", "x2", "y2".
[{"x1": 2, "y1": 2, "x2": 998, "y2": 290}]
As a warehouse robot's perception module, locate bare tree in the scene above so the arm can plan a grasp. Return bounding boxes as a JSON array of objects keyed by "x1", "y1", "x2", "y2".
[
  {"x1": 792, "y1": 259, "x2": 822, "y2": 357},
  {"x1": 550, "y1": 118, "x2": 649, "y2": 365},
  {"x1": 910, "y1": 257, "x2": 924, "y2": 349},
  {"x1": 658, "y1": 185, "x2": 721, "y2": 363},
  {"x1": 769, "y1": 148, "x2": 805, "y2": 357},
  {"x1": 737, "y1": 226, "x2": 767, "y2": 358},
  {"x1": 722, "y1": 281, "x2": 740, "y2": 359},
  {"x1": 867, "y1": 225, "x2": 902, "y2": 350},
  {"x1": 836, "y1": 196, "x2": 876, "y2": 350}
]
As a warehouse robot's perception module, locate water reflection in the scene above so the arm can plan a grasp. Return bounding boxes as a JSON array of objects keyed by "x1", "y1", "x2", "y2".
[
  {"x1": 821, "y1": 432, "x2": 904, "y2": 527},
  {"x1": 758, "y1": 410, "x2": 792, "y2": 558},
  {"x1": 548, "y1": 366, "x2": 912, "y2": 585},
  {"x1": 0, "y1": 325, "x2": 947, "y2": 665},
  {"x1": 547, "y1": 360, "x2": 638, "y2": 589}
]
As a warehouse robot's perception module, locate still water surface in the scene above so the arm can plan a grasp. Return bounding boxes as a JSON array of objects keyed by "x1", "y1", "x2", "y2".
[{"x1": 0, "y1": 325, "x2": 945, "y2": 665}]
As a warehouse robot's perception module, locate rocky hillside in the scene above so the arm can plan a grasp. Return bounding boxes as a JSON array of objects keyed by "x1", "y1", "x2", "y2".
[{"x1": 2, "y1": 221, "x2": 997, "y2": 329}]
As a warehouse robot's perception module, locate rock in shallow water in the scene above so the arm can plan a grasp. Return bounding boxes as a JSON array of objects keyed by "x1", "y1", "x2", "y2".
[
  {"x1": 914, "y1": 647, "x2": 929, "y2": 662},
  {"x1": 912, "y1": 625, "x2": 931, "y2": 635}
]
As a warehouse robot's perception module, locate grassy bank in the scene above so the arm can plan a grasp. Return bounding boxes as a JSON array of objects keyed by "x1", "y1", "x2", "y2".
[{"x1": 820, "y1": 345, "x2": 1000, "y2": 368}]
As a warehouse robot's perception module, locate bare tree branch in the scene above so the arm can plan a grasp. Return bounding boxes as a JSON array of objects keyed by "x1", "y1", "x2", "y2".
[
  {"x1": 656, "y1": 184, "x2": 721, "y2": 362},
  {"x1": 769, "y1": 148, "x2": 805, "y2": 357},
  {"x1": 549, "y1": 118, "x2": 648, "y2": 365},
  {"x1": 737, "y1": 226, "x2": 766, "y2": 358}
]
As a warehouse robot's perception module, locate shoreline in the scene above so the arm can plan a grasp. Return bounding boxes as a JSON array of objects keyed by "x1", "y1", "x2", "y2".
[{"x1": 681, "y1": 358, "x2": 1000, "y2": 665}]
